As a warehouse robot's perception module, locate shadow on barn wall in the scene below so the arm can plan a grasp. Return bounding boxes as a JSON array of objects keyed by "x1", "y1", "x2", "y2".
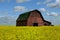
[{"x1": 16, "y1": 10, "x2": 53, "y2": 26}]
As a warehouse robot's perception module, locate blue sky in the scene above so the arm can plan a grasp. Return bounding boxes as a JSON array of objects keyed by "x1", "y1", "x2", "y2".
[{"x1": 0, "y1": 0, "x2": 60, "y2": 25}]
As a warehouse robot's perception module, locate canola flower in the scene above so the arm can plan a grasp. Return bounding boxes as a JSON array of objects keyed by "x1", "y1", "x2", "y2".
[{"x1": 0, "y1": 26, "x2": 60, "y2": 40}]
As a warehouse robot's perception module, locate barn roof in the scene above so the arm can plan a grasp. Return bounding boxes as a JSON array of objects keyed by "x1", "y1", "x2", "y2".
[
  {"x1": 17, "y1": 10, "x2": 44, "y2": 21},
  {"x1": 17, "y1": 12, "x2": 30, "y2": 21}
]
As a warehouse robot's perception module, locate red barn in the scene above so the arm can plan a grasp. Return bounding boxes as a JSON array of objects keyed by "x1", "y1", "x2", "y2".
[{"x1": 16, "y1": 10, "x2": 53, "y2": 26}]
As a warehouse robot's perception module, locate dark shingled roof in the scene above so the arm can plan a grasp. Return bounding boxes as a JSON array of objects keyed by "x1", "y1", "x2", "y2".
[
  {"x1": 17, "y1": 12, "x2": 30, "y2": 21},
  {"x1": 17, "y1": 10, "x2": 44, "y2": 21}
]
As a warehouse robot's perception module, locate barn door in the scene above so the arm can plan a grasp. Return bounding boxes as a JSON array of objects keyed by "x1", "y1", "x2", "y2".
[{"x1": 33, "y1": 23, "x2": 38, "y2": 26}]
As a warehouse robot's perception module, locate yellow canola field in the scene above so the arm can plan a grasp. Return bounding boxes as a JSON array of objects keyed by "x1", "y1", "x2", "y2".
[{"x1": 0, "y1": 26, "x2": 60, "y2": 40}]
